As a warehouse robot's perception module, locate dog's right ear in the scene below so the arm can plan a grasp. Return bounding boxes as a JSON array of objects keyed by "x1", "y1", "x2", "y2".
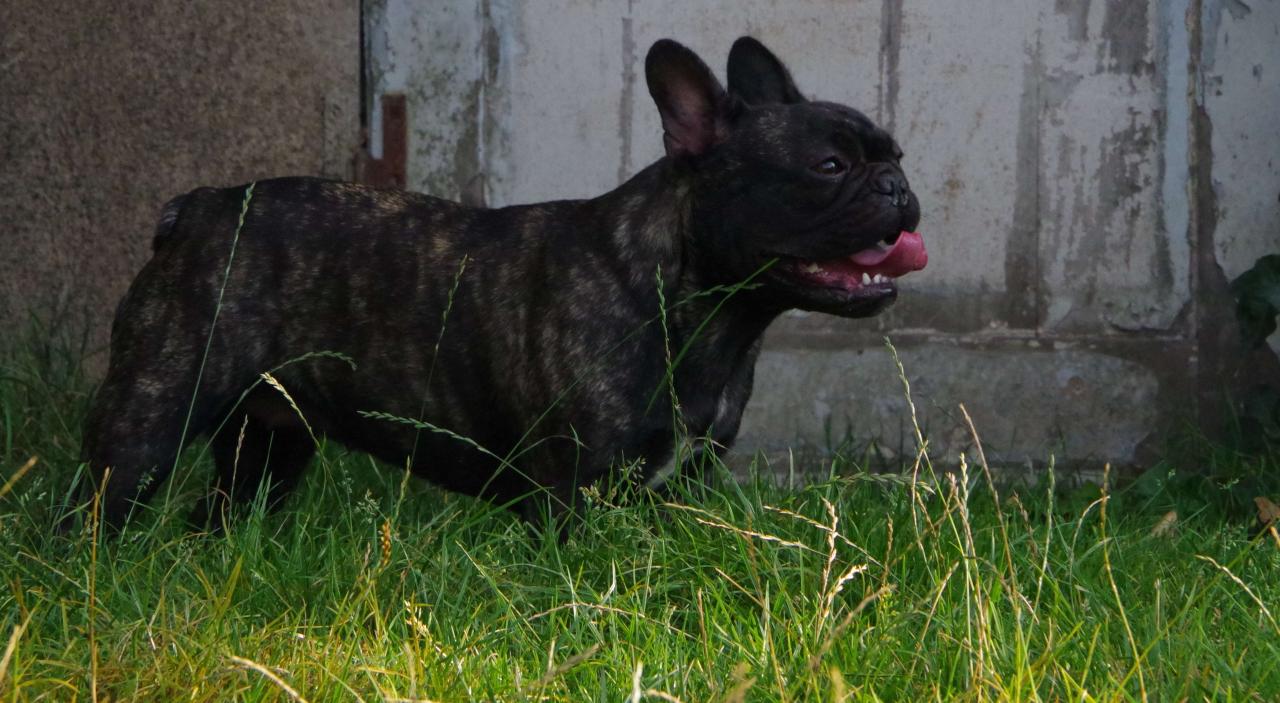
[
  {"x1": 645, "y1": 39, "x2": 728, "y2": 158},
  {"x1": 727, "y1": 36, "x2": 806, "y2": 105}
]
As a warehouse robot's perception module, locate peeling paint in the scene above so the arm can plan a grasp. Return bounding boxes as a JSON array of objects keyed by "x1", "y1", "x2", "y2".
[
  {"x1": 1036, "y1": 0, "x2": 1192, "y2": 334},
  {"x1": 1097, "y1": 119, "x2": 1153, "y2": 229},
  {"x1": 1200, "y1": 0, "x2": 1252, "y2": 71},
  {"x1": 1100, "y1": 1, "x2": 1154, "y2": 74},
  {"x1": 1226, "y1": 0, "x2": 1253, "y2": 20},
  {"x1": 1043, "y1": 69, "x2": 1085, "y2": 108},
  {"x1": 1049, "y1": 115, "x2": 1166, "y2": 330},
  {"x1": 1055, "y1": 0, "x2": 1093, "y2": 41}
]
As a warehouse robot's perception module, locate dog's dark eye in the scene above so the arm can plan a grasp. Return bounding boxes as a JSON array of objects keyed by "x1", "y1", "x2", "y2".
[{"x1": 811, "y1": 157, "x2": 847, "y2": 175}]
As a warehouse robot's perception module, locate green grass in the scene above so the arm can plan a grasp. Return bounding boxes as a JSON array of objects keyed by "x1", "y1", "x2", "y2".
[{"x1": 2, "y1": 335, "x2": 1279, "y2": 702}]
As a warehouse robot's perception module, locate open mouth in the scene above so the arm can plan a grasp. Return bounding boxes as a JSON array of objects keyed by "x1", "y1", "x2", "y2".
[{"x1": 777, "y1": 231, "x2": 929, "y2": 294}]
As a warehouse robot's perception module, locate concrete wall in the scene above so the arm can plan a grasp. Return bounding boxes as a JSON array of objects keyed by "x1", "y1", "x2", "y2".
[
  {"x1": 366, "y1": 0, "x2": 1280, "y2": 468},
  {"x1": 0, "y1": 0, "x2": 361, "y2": 350},
  {"x1": 2, "y1": 1, "x2": 1275, "y2": 470}
]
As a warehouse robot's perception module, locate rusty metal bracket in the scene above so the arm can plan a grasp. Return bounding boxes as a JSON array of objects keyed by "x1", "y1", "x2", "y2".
[{"x1": 355, "y1": 93, "x2": 407, "y2": 189}]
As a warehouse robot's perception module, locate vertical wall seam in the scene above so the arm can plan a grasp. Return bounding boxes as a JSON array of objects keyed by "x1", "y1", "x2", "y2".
[
  {"x1": 1186, "y1": 0, "x2": 1204, "y2": 414},
  {"x1": 1158, "y1": 0, "x2": 1193, "y2": 338},
  {"x1": 358, "y1": 0, "x2": 368, "y2": 138},
  {"x1": 1007, "y1": 25, "x2": 1044, "y2": 331},
  {"x1": 617, "y1": 1, "x2": 634, "y2": 186},
  {"x1": 1033, "y1": 27, "x2": 1045, "y2": 334},
  {"x1": 878, "y1": 0, "x2": 902, "y2": 132},
  {"x1": 474, "y1": 0, "x2": 498, "y2": 207}
]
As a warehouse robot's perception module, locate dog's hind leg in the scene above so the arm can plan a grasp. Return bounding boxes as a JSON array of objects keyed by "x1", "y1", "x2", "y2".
[
  {"x1": 76, "y1": 298, "x2": 263, "y2": 532},
  {"x1": 190, "y1": 409, "x2": 315, "y2": 531},
  {"x1": 78, "y1": 363, "x2": 232, "y2": 533}
]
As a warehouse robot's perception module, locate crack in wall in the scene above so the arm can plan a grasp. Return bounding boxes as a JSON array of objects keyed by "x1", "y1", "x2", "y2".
[{"x1": 877, "y1": 0, "x2": 902, "y2": 132}]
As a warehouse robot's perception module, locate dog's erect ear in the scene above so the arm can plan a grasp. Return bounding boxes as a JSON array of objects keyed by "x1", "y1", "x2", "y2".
[
  {"x1": 646, "y1": 39, "x2": 728, "y2": 158},
  {"x1": 727, "y1": 36, "x2": 805, "y2": 105}
]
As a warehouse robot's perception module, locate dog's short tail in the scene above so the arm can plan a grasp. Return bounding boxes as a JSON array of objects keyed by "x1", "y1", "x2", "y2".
[{"x1": 151, "y1": 193, "x2": 189, "y2": 252}]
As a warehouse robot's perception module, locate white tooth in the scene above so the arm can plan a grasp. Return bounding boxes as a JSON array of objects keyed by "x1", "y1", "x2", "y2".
[
  {"x1": 805, "y1": 263, "x2": 821, "y2": 274},
  {"x1": 861, "y1": 272, "x2": 871, "y2": 285},
  {"x1": 875, "y1": 274, "x2": 886, "y2": 283}
]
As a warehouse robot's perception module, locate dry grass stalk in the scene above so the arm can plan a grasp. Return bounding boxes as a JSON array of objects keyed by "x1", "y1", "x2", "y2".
[
  {"x1": 0, "y1": 456, "x2": 37, "y2": 500},
  {"x1": 229, "y1": 654, "x2": 309, "y2": 702}
]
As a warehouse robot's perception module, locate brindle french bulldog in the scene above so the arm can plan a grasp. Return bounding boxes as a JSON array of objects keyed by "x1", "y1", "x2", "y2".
[{"x1": 77, "y1": 36, "x2": 925, "y2": 532}]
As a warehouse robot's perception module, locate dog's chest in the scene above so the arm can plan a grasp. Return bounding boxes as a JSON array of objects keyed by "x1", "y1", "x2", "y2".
[{"x1": 672, "y1": 320, "x2": 764, "y2": 443}]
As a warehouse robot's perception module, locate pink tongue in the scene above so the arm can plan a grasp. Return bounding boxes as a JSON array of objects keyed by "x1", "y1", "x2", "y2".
[{"x1": 848, "y1": 231, "x2": 928, "y2": 277}]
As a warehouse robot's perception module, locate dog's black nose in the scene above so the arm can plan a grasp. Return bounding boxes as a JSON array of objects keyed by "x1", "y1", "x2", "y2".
[{"x1": 871, "y1": 170, "x2": 911, "y2": 209}]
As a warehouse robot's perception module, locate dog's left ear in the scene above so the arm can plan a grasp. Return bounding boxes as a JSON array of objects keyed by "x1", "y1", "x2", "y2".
[
  {"x1": 646, "y1": 39, "x2": 728, "y2": 158},
  {"x1": 727, "y1": 36, "x2": 806, "y2": 105}
]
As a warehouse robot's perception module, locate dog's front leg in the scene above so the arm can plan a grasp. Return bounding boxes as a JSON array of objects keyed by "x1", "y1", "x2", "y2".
[{"x1": 518, "y1": 480, "x2": 585, "y2": 543}]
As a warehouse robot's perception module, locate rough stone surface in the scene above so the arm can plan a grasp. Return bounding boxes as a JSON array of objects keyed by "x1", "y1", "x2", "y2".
[
  {"x1": 738, "y1": 342, "x2": 1161, "y2": 467},
  {"x1": 0, "y1": 0, "x2": 360, "y2": 357}
]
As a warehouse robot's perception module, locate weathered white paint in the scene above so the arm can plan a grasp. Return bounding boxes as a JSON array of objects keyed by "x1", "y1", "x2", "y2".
[
  {"x1": 365, "y1": 0, "x2": 486, "y2": 199},
  {"x1": 486, "y1": 1, "x2": 629, "y2": 205},
  {"x1": 1037, "y1": 2, "x2": 1188, "y2": 334},
  {"x1": 1203, "y1": 0, "x2": 1280, "y2": 280},
  {"x1": 891, "y1": 1, "x2": 1042, "y2": 332}
]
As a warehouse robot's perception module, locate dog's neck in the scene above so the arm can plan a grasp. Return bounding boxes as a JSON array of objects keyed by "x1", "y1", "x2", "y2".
[
  {"x1": 591, "y1": 159, "x2": 782, "y2": 393},
  {"x1": 592, "y1": 159, "x2": 687, "y2": 267}
]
